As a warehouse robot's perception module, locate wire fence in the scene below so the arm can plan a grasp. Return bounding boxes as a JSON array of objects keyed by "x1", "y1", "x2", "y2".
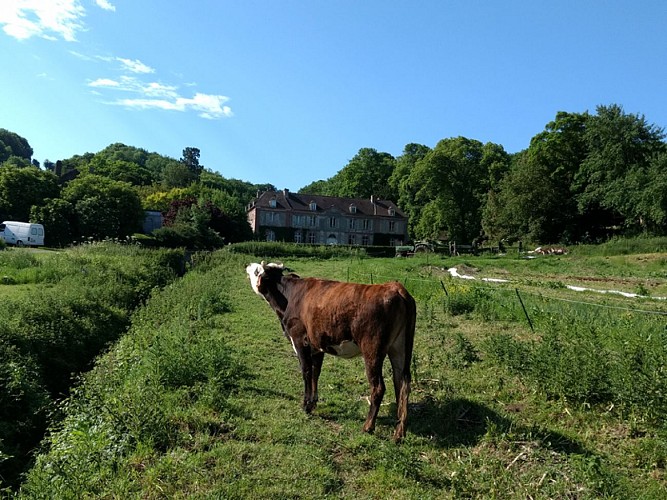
[{"x1": 344, "y1": 269, "x2": 667, "y2": 318}]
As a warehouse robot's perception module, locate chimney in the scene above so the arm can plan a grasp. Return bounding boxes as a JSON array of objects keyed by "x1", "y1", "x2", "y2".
[{"x1": 284, "y1": 188, "x2": 289, "y2": 196}]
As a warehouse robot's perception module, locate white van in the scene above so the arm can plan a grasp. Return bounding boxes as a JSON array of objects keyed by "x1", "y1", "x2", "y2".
[{"x1": 0, "y1": 221, "x2": 45, "y2": 247}]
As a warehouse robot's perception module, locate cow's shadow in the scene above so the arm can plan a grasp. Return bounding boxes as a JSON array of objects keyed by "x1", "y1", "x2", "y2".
[{"x1": 405, "y1": 396, "x2": 587, "y2": 455}]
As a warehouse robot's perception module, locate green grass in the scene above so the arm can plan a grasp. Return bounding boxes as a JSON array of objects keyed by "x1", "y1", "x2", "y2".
[{"x1": 15, "y1": 248, "x2": 667, "y2": 498}]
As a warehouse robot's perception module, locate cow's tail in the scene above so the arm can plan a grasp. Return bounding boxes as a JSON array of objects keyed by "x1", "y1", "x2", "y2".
[{"x1": 395, "y1": 291, "x2": 416, "y2": 441}]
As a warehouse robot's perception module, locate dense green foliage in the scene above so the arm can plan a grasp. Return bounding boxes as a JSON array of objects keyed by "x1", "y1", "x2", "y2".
[
  {"x1": 9, "y1": 246, "x2": 667, "y2": 497},
  {"x1": 0, "y1": 140, "x2": 267, "y2": 248},
  {"x1": 0, "y1": 129, "x2": 33, "y2": 164},
  {"x1": 301, "y1": 104, "x2": 666, "y2": 244},
  {"x1": 2, "y1": 102, "x2": 666, "y2": 249},
  {"x1": 0, "y1": 245, "x2": 185, "y2": 489}
]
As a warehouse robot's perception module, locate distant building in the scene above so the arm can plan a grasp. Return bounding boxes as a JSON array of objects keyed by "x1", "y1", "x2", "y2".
[
  {"x1": 247, "y1": 189, "x2": 408, "y2": 246},
  {"x1": 142, "y1": 210, "x2": 163, "y2": 234}
]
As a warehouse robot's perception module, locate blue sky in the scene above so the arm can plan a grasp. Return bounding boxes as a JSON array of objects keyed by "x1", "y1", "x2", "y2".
[{"x1": 1, "y1": 1, "x2": 666, "y2": 192}]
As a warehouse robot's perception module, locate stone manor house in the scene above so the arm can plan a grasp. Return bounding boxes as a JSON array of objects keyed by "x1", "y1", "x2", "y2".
[{"x1": 247, "y1": 190, "x2": 408, "y2": 247}]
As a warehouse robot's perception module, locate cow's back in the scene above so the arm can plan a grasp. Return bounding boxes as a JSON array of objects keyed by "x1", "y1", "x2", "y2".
[{"x1": 285, "y1": 278, "x2": 413, "y2": 351}]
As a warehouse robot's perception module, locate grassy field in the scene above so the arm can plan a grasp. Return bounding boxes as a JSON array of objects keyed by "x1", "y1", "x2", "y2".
[{"x1": 15, "y1": 246, "x2": 667, "y2": 498}]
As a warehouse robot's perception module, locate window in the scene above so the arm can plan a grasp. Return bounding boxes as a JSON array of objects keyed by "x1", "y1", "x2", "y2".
[
  {"x1": 294, "y1": 231, "x2": 302, "y2": 243},
  {"x1": 389, "y1": 221, "x2": 396, "y2": 232},
  {"x1": 348, "y1": 234, "x2": 356, "y2": 245},
  {"x1": 349, "y1": 204, "x2": 357, "y2": 214},
  {"x1": 266, "y1": 230, "x2": 275, "y2": 242},
  {"x1": 269, "y1": 198, "x2": 277, "y2": 208},
  {"x1": 349, "y1": 219, "x2": 355, "y2": 230},
  {"x1": 329, "y1": 217, "x2": 337, "y2": 228},
  {"x1": 388, "y1": 207, "x2": 395, "y2": 216},
  {"x1": 308, "y1": 232, "x2": 316, "y2": 244},
  {"x1": 363, "y1": 219, "x2": 370, "y2": 230},
  {"x1": 308, "y1": 215, "x2": 316, "y2": 226},
  {"x1": 362, "y1": 234, "x2": 370, "y2": 246},
  {"x1": 309, "y1": 201, "x2": 317, "y2": 211}
]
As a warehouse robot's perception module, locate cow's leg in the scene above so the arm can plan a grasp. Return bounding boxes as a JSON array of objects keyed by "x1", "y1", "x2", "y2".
[
  {"x1": 362, "y1": 354, "x2": 386, "y2": 434},
  {"x1": 388, "y1": 340, "x2": 411, "y2": 441},
  {"x1": 295, "y1": 343, "x2": 316, "y2": 413},
  {"x1": 310, "y1": 350, "x2": 324, "y2": 409}
]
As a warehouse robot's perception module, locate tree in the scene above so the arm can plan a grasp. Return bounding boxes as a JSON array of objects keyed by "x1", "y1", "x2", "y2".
[
  {"x1": 180, "y1": 147, "x2": 203, "y2": 180},
  {"x1": 162, "y1": 161, "x2": 196, "y2": 188},
  {"x1": 0, "y1": 129, "x2": 33, "y2": 162},
  {"x1": 79, "y1": 144, "x2": 157, "y2": 186},
  {"x1": 62, "y1": 175, "x2": 143, "y2": 239},
  {"x1": 483, "y1": 112, "x2": 588, "y2": 243},
  {"x1": 30, "y1": 198, "x2": 75, "y2": 247},
  {"x1": 388, "y1": 143, "x2": 431, "y2": 237},
  {"x1": 408, "y1": 137, "x2": 503, "y2": 242},
  {"x1": 575, "y1": 104, "x2": 666, "y2": 234},
  {"x1": 630, "y1": 150, "x2": 667, "y2": 233},
  {"x1": 327, "y1": 148, "x2": 396, "y2": 200},
  {"x1": 1, "y1": 156, "x2": 32, "y2": 168},
  {"x1": 298, "y1": 179, "x2": 331, "y2": 195},
  {"x1": 0, "y1": 165, "x2": 60, "y2": 222}
]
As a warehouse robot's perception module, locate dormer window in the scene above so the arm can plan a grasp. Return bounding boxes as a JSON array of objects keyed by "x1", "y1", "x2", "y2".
[
  {"x1": 349, "y1": 204, "x2": 357, "y2": 214},
  {"x1": 388, "y1": 207, "x2": 395, "y2": 216},
  {"x1": 309, "y1": 201, "x2": 317, "y2": 211},
  {"x1": 269, "y1": 198, "x2": 277, "y2": 208}
]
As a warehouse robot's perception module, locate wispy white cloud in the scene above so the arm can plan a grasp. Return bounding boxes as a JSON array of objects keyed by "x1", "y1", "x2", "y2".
[
  {"x1": 116, "y1": 93, "x2": 233, "y2": 120},
  {"x1": 89, "y1": 77, "x2": 120, "y2": 88},
  {"x1": 116, "y1": 57, "x2": 154, "y2": 74},
  {"x1": 69, "y1": 49, "x2": 94, "y2": 61},
  {"x1": 95, "y1": 0, "x2": 115, "y2": 12},
  {"x1": 88, "y1": 75, "x2": 233, "y2": 119},
  {"x1": 0, "y1": 0, "x2": 86, "y2": 41}
]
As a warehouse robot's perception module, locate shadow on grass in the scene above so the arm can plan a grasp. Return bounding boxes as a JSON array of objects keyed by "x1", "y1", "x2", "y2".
[{"x1": 409, "y1": 396, "x2": 588, "y2": 455}]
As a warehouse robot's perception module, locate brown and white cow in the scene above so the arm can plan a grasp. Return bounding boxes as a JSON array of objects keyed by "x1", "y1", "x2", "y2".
[{"x1": 246, "y1": 261, "x2": 416, "y2": 441}]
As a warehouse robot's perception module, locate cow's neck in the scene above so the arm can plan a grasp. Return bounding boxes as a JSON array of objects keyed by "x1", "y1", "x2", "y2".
[{"x1": 263, "y1": 276, "x2": 293, "y2": 319}]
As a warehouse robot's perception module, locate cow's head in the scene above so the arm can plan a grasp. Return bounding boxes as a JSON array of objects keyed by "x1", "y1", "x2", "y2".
[{"x1": 246, "y1": 261, "x2": 285, "y2": 296}]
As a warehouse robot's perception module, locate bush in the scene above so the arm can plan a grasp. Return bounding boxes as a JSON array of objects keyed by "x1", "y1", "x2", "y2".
[
  {"x1": 0, "y1": 244, "x2": 184, "y2": 489},
  {"x1": 21, "y1": 256, "x2": 247, "y2": 497},
  {"x1": 227, "y1": 241, "x2": 366, "y2": 259}
]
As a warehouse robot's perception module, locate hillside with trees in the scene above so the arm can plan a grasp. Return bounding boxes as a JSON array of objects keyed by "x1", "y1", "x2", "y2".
[
  {"x1": 0, "y1": 130, "x2": 272, "y2": 248},
  {"x1": 1, "y1": 103, "x2": 666, "y2": 248}
]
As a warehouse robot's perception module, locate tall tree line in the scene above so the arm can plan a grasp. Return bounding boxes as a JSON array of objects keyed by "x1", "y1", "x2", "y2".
[
  {"x1": 2, "y1": 102, "x2": 665, "y2": 247},
  {"x1": 301, "y1": 104, "x2": 667, "y2": 244}
]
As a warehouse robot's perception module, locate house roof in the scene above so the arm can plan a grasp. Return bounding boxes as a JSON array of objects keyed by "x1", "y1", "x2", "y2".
[{"x1": 248, "y1": 190, "x2": 407, "y2": 218}]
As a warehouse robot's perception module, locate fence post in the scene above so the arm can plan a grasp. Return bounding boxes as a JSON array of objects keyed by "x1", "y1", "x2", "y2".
[{"x1": 515, "y1": 288, "x2": 534, "y2": 332}]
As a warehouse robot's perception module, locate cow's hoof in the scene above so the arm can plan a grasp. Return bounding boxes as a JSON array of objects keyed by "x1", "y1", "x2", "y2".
[{"x1": 303, "y1": 401, "x2": 316, "y2": 414}]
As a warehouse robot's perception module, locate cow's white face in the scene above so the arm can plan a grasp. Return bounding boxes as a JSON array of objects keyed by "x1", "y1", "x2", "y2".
[{"x1": 246, "y1": 262, "x2": 264, "y2": 296}]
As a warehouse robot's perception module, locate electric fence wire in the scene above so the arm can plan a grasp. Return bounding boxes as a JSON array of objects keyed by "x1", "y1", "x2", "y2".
[{"x1": 346, "y1": 271, "x2": 667, "y2": 317}]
